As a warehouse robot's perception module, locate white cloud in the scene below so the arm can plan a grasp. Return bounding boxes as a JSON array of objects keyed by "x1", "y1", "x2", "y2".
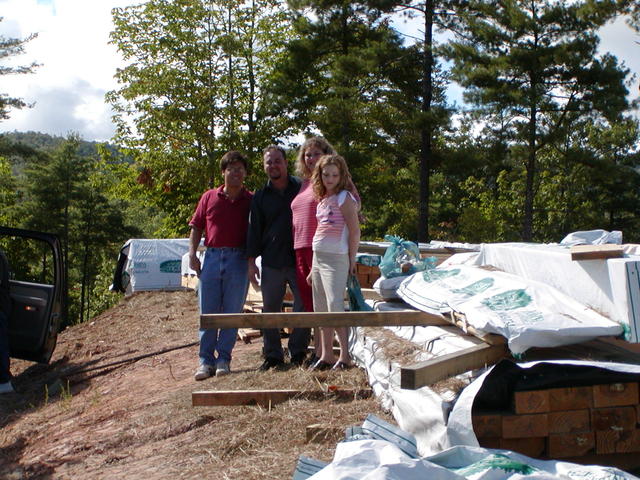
[{"x1": 0, "y1": 0, "x2": 130, "y2": 141}]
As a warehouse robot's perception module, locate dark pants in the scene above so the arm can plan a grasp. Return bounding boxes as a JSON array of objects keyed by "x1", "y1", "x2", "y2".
[
  {"x1": 0, "y1": 311, "x2": 10, "y2": 383},
  {"x1": 261, "y1": 264, "x2": 310, "y2": 360}
]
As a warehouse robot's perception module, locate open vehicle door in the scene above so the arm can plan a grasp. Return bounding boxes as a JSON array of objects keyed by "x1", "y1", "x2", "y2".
[{"x1": 0, "y1": 226, "x2": 66, "y2": 363}]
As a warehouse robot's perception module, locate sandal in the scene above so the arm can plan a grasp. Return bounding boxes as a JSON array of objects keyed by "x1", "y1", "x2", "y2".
[
  {"x1": 309, "y1": 359, "x2": 332, "y2": 371},
  {"x1": 332, "y1": 361, "x2": 354, "y2": 370}
]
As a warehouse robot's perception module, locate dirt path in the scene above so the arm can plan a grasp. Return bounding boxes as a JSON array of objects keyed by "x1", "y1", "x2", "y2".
[{"x1": 0, "y1": 291, "x2": 392, "y2": 479}]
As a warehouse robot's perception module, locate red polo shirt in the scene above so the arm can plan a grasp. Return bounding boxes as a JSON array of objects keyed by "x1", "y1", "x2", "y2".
[{"x1": 189, "y1": 185, "x2": 253, "y2": 248}]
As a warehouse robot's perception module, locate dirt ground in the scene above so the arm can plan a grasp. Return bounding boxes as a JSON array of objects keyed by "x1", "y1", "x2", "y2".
[{"x1": 0, "y1": 291, "x2": 394, "y2": 480}]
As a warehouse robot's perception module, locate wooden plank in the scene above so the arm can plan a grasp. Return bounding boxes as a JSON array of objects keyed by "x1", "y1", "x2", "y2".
[
  {"x1": 201, "y1": 310, "x2": 449, "y2": 329},
  {"x1": 592, "y1": 382, "x2": 639, "y2": 408},
  {"x1": 591, "y1": 406, "x2": 637, "y2": 431},
  {"x1": 514, "y1": 390, "x2": 550, "y2": 414},
  {"x1": 548, "y1": 409, "x2": 591, "y2": 434},
  {"x1": 616, "y1": 429, "x2": 640, "y2": 453},
  {"x1": 400, "y1": 342, "x2": 508, "y2": 390},
  {"x1": 193, "y1": 389, "x2": 300, "y2": 407},
  {"x1": 548, "y1": 432, "x2": 595, "y2": 458},
  {"x1": 548, "y1": 386, "x2": 593, "y2": 411},
  {"x1": 237, "y1": 328, "x2": 261, "y2": 344},
  {"x1": 570, "y1": 244, "x2": 623, "y2": 261},
  {"x1": 502, "y1": 413, "x2": 549, "y2": 439},
  {"x1": 596, "y1": 430, "x2": 620, "y2": 454},
  {"x1": 193, "y1": 388, "x2": 372, "y2": 407},
  {"x1": 448, "y1": 311, "x2": 505, "y2": 346},
  {"x1": 472, "y1": 412, "x2": 502, "y2": 438}
]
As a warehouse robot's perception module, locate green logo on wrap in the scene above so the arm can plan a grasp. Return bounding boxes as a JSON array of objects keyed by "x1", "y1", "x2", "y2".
[
  {"x1": 452, "y1": 277, "x2": 494, "y2": 296},
  {"x1": 160, "y1": 260, "x2": 181, "y2": 273},
  {"x1": 454, "y1": 453, "x2": 537, "y2": 476},
  {"x1": 482, "y1": 289, "x2": 531, "y2": 311},
  {"x1": 422, "y1": 268, "x2": 460, "y2": 283}
]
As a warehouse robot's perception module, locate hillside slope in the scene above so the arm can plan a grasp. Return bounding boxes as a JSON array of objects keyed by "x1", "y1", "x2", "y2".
[{"x1": 0, "y1": 291, "x2": 389, "y2": 479}]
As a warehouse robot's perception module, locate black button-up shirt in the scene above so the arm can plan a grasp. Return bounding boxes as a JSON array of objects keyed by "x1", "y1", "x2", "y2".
[{"x1": 246, "y1": 175, "x2": 302, "y2": 269}]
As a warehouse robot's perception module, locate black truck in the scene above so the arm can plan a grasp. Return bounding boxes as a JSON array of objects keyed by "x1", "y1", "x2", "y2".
[{"x1": 0, "y1": 226, "x2": 66, "y2": 363}]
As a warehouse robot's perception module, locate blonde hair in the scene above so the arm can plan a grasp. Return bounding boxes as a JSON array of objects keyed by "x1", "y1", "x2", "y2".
[
  {"x1": 311, "y1": 154, "x2": 352, "y2": 199},
  {"x1": 295, "y1": 136, "x2": 336, "y2": 178}
]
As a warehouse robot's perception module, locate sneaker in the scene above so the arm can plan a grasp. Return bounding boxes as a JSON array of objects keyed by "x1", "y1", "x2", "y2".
[
  {"x1": 0, "y1": 381, "x2": 14, "y2": 394},
  {"x1": 290, "y1": 352, "x2": 307, "y2": 367},
  {"x1": 258, "y1": 357, "x2": 286, "y2": 372},
  {"x1": 194, "y1": 364, "x2": 216, "y2": 381},
  {"x1": 216, "y1": 361, "x2": 230, "y2": 377}
]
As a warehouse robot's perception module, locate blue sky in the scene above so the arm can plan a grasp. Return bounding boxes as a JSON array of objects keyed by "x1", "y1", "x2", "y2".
[{"x1": 0, "y1": 0, "x2": 638, "y2": 142}]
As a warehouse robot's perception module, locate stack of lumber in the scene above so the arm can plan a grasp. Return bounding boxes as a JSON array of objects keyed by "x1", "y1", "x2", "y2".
[
  {"x1": 473, "y1": 381, "x2": 640, "y2": 462},
  {"x1": 355, "y1": 264, "x2": 380, "y2": 288}
]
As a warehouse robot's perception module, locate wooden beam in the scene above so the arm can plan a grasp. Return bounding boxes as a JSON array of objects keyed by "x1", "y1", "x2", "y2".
[
  {"x1": 448, "y1": 311, "x2": 505, "y2": 346},
  {"x1": 570, "y1": 244, "x2": 623, "y2": 261},
  {"x1": 193, "y1": 389, "x2": 300, "y2": 407},
  {"x1": 400, "y1": 342, "x2": 509, "y2": 390},
  {"x1": 192, "y1": 388, "x2": 372, "y2": 407},
  {"x1": 200, "y1": 310, "x2": 448, "y2": 329}
]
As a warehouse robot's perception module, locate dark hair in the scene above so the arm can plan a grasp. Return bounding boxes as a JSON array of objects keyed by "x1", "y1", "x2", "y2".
[
  {"x1": 262, "y1": 144, "x2": 287, "y2": 161},
  {"x1": 295, "y1": 136, "x2": 336, "y2": 178},
  {"x1": 311, "y1": 154, "x2": 352, "y2": 199},
  {"x1": 220, "y1": 150, "x2": 248, "y2": 173}
]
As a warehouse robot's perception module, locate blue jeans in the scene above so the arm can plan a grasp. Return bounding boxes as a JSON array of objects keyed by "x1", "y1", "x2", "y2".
[
  {"x1": 198, "y1": 248, "x2": 249, "y2": 368},
  {"x1": 0, "y1": 311, "x2": 10, "y2": 383}
]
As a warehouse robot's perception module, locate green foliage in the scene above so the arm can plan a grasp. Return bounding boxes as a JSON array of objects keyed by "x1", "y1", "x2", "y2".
[
  {"x1": 445, "y1": 0, "x2": 631, "y2": 240},
  {"x1": 0, "y1": 18, "x2": 40, "y2": 120},
  {"x1": 14, "y1": 135, "x2": 140, "y2": 326},
  {"x1": 0, "y1": 156, "x2": 18, "y2": 226},
  {"x1": 108, "y1": 0, "x2": 295, "y2": 236}
]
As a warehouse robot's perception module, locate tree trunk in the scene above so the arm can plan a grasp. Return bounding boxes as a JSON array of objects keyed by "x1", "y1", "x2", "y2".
[
  {"x1": 418, "y1": 0, "x2": 434, "y2": 243},
  {"x1": 523, "y1": 105, "x2": 537, "y2": 242}
]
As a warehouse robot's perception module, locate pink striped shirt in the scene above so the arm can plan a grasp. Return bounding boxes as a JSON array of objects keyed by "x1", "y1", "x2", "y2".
[
  {"x1": 312, "y1": 190, "x2": 356, "y2": 254},
  {"x1": 291, "y1": 179, "x2": 318, "y2": 250}
]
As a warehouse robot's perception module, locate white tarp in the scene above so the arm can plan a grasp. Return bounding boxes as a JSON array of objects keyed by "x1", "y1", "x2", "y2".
[
  {"x1": 122, "y1": 238, "x2": 190, "y2": 293},
  {"x1": 396, "y1": 264, "x2": 623, "y2": 354},
  {"x1": 294, "y1": 414, "x2": 636, "y2": 480},
  {"x1": 560, "y1": 229, "x2": 623, "y2": 246},
  {"x1": 475, "y1": 243, "x2": 640, "y2": 341}
]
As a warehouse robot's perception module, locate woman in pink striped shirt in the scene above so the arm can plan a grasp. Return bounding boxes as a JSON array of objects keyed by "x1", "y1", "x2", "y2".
[{"x1": 291, "y1": 137, "x2": 336, "y2": 366}]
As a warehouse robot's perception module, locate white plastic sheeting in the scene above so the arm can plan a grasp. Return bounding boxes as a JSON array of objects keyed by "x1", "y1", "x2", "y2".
[
  {"x1": 293, "y1": 414, "x2": 636, "y2": 480},
  {"x1": 351, "y1": 322, "x2": 454, "y2": 456},
  {"x1": 373, "y1": 276, "x2": 405, "y2": 300},
  {"x1": 560, "y1": 229, "x2": 623, "y2": 246},
  {"x1": 121, "y1": 239, "x2": 191, "y2": 293},
  {"x1": 396, "y1": 265, "x2": 623, "y2": 354},
  {"x1": 475, "y1": 243, "x2": 640, "y2": 341}
]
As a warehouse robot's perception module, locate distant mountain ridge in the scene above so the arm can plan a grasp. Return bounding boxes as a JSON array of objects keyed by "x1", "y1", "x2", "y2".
[{"x1": 1, "y1": 131, "x2": 120, "y2": 157}]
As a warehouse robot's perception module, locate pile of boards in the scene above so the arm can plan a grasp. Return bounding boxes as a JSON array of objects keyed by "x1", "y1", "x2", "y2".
[{"x1": 473, "y1": 380, "x2": 640, "y2": 461}]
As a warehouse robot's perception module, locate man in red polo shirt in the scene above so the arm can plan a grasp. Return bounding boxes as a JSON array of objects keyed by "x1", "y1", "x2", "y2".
[{"x1": 189, "y1": 151, "x2": 253, "y2": 380}]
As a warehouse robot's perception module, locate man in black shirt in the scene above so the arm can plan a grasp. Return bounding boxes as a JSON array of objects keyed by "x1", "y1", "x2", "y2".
[
  {"x1": 0, "y1": 248, "x2": 13, "y2": 393},
  {"x1": 247, "y1": 145, "x2": 310, "y2": 370}
]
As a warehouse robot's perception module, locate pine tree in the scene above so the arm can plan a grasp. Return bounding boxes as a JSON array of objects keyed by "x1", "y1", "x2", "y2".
[
  {"x1": 446, "y1": 0, "x2": 630, "y2": 241},
  {"x1": 0, "y1": 17, "x2": 40, "y2": 120}
]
